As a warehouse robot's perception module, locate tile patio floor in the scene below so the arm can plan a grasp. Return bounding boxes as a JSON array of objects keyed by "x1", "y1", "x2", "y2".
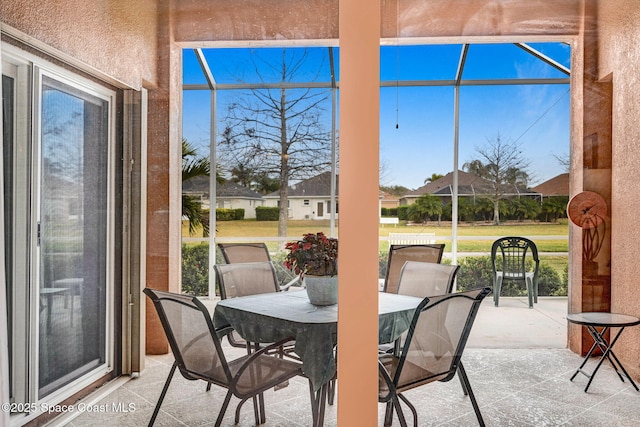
[{"x1": 56, "y1": 297, "x2": 640, "y2": 426}]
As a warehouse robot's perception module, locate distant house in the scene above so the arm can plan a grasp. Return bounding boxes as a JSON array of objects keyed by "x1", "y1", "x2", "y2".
[
  {"x1": 263, "y1": 171, "x2": 338, "y2": 220},
  {"x1": 531, "y1": 173, "x2": 569, "y2": 199},
  {"x1": 182, "y1": 176, "x2": 264, "y2": 218},
  {"x1": 400, "y1": 170, "x2": 541, "y2": 205},
  {"x1": 182, "y1": 175, "x2": 211, "y2": 209},
  {"x1": 216, "y1": 182, "x2": 264, "y2": 219},
  {"x1": 379, "y1": 191, "x2": 400, "y2": 210}
]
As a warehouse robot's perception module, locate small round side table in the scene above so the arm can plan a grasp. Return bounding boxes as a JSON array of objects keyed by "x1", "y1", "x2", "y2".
[{"x1": 567, "y1": 312, "x2": 640, "y2": 393}]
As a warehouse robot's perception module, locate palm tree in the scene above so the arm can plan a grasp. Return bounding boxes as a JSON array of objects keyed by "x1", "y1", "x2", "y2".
[
  {"x1": 182, "y1": 139, "x2": 220, "y2": 236},
  {"x1": 408, "y1": 194, "x2": 443, "y2": 225},
  {"x1": 423, "y1": 173, "x2": 444, "y2": 184}
]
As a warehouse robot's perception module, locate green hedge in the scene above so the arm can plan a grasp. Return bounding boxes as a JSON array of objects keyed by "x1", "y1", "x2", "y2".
[
  {"x1": 454, "y1": 255, "x2": 567, "y2": 296},
  {"x1": 256, "y1": 206, "x2": 279, "y2": 221},
  {"x1": 397, "y1": 205, "x2": 409, "y2": 220},
  {"x1": 181, "y1": 244, "x2": 210, "y2": 296},
  {"x1": 216, "y1": 208, "x2": 244, "y2": 221},
  {"x1": 378, "y1": 252, "x2": 567, "y2": 297},
  {"x1": 380, "y1": 207, "x2": 398, "y2": 217}
]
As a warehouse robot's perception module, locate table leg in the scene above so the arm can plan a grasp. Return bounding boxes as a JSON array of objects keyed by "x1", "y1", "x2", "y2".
[
  {"x1": 571, "y1": 325, "x2": 640, "y2": 392},
  {"x1": 585, "y1": 326, "x2": 626, "y2": 383},
  {"x1": 570, "y1": 327, "x2": 603, "y2": 383},
  {"x1": 309, "y1": 381, "x2": 328, "y2": 427}
]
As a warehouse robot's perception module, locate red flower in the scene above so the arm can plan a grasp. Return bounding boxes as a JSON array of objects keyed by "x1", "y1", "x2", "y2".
[{"x1": 284, "y1": 232, "x2": 338, "y2": 276}]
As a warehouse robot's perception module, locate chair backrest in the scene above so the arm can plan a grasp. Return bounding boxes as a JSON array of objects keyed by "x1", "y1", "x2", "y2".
[
  {"x1": 214, "y1": 261, "x2": 280, "y2": 299},
  {"x1": 396, "y1": 261, "x2": 460, "y2": 298},
  {"x1": 491, "y1": 236, "x2": 539, "y2": 280},
  {"x1": 383, "y1": 244, "x2": 445, "y2": 294},
  {"x1": 218, "y1": 243, "x2": 271, "y2": 263},
  {"x1": 143, "y1": 288, "x2": 230, "y2": 383},
  {"x1": 394, "y1": 287, "x2": 491, "y2": 390}
]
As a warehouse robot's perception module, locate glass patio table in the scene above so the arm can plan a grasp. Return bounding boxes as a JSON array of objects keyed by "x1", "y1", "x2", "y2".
[
  {"x1": 567, "y1": 312, "x2": 640, "y2": 392},
  {"x1": 213, "y1": 289, "x2": 422, "y2": 392}
]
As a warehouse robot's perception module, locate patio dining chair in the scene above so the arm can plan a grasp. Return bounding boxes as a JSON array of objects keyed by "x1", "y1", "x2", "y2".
[
  {"x1": 214, "y1": 261, "x2": 298, "y2": 354},
  {"x1": 396, "y1": 260, "x2": 460, "y2": 298},
  {"x1": 217, "y1": 242, "x2": 271, "y2": 264},
  {"x1": 491, "y1": 236, "x2": 540, "y2": 308},
  {"x1": 380, "y1": 261, "x2": 460, "y2": 354},
  {"x1": 383, "y1": 244, "x2": 445, "y2": 294},
  {"x1": 143, "y1": 288, "x2": 302, "y2": 427},
  {"x1": 217, "y1": 242, "x2": 300, "y2": 291},
  {"x1": 378, "y1": 287, "x2": 491, "y2": 427}
]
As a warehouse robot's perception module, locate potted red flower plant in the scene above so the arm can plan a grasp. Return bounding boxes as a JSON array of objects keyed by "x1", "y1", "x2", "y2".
[{"x1": 284, "y1": 232, "x2": 338, "y2": 305}]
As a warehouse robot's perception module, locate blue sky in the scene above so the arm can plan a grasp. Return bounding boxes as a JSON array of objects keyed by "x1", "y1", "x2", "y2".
[{"x1": 182, "y1": 43, "x2": 570, "y2": 190}]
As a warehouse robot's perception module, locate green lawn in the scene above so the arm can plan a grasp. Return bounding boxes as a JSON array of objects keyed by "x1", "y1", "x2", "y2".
[
  {"x1": 183, "y1": 219, "x2": 570, "y2": 294},
  {"x1": 185, "y1": 219, "x2": 569, "y2": 253}
]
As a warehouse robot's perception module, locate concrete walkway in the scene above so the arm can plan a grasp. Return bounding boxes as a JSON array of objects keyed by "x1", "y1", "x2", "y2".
[{"x1": 468, "y1": 296, "x2": 568, "y2": 349}]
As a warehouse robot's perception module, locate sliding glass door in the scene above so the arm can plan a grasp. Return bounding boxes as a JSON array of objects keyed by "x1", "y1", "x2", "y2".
[
  {"x1": 2, "y1": 48, "x2": 115, "y2": 412},
  {"x1": 37, "y1": 73, "x2": 112, "y2": 397}
]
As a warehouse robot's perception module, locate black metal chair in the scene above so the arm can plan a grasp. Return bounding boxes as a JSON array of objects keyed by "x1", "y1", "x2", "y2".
[
  {"x1": 378, "y1": 287, "x2": 491, "y2": 427},
  {"x1": 491, "y1": 236, "x2": 540, "y2": 308},
  {"x1": 383, "y1": 244, "x2": 446, "y2": 294},
  {"x1": 143, "y1": 288, "x2": 302, "y2": 427}
]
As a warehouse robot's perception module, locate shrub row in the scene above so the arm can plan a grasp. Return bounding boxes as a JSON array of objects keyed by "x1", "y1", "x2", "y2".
[
  {"x1": 216, "y1": 208, "x2": 244, "y2": 221},
  {"x1": 256, "y1": 206, "x2": 280, "y2": 221},
  {"x1": 452, "y1": 255, "x2": 568, "y2": 296},
  {"x1": 378, "y1": 252, "x2": 567, "y2": 296},
  {"x1": 403, "y1": 196, "x2": 569, "y2": 223},
  {"x1": 183, "y1": 245, "x2": 568, "y2": 298},
  {"x1": 380, "y1": 207, "x2": 398, "y2": 217},
  {"x1": 181, "y1": 244, "x2": 299, "y2": 296}
]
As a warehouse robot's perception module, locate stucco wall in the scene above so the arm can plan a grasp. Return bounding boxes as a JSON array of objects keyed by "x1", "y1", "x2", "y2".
[
  {"x1": 173, "y1": 0, "x2": 580, "y2": 44},
  {"x1": 598, "y1": 0, "x2": 640, "y2": 378},
  {"x1": 0, "y1": 0, "x2": 158, "y2": 89}
]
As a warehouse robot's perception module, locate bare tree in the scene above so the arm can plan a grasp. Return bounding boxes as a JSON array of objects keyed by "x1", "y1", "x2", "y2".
[
  {"x1": 219, "y1": 49, "x2": 333, "y2": 240},
  {"x1": 464, "y1": 134, "x2": 530, "y2": 225},
  {"x1": 554, "y1": 152, "x2": 570, "y2": 172}
]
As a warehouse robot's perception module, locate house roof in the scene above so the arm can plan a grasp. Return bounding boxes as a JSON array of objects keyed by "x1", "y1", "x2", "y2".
[
  {"x1": 379, "y1": 190, "x2": 399, "y2": 201},
  {"x1": 182, "y1": 176, "x2": 263, "y2": 199},
  {"x1": 531, "y1": 173, "x2": 569, "y2": 196},
  {"x1": 264, "y1": 171, "x2": 338, "y2": 198},
  {"x1": 217, "y1": 181, "x2": 263, "y2": 199},
  {"x1": 182, "y1": 175, "x2": 209, "y2": 195},
  {"x1": 405, "y1": 170, "x2": 540, "y2": 198},
  {"x1": 407, "y1": 170, "x2": 493, "y2": 197}
]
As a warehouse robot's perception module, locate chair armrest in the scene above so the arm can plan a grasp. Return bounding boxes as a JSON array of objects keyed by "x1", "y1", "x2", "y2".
[
  {"x1": 280, "y1": 274, "x2": 302, "y2": 291},
  {"x1": 230, "y1": 336, "x2": 300, "y2": 385},
  {"x1": 215, "y1": 325, "x2": 235, "y2": 338}
]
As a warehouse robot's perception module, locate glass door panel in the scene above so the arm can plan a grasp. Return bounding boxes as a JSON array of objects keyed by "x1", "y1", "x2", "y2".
[
  {"x1": 3, "y1": 70, "x2": 16, "y2": 402},
  {"x1": 38, "y1": 75, "x2": 109, "y2": 397}
]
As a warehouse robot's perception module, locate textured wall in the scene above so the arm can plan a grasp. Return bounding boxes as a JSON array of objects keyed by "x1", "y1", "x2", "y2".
[
  {"x1": 598, "y1": 0, "x2": 640, "y2": 379},
  {"x1": 0, "y1": 0, "x2": 158, "y2": 89},
  {"x1": 173, "y1": 0, "x2": 580, "y2": 44},
  {"x1": 174, "y1": 0, "x2": 338, "y2": 43}
]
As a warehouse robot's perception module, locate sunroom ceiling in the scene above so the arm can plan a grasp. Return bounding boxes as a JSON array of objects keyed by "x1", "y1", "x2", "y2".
[{"x1": 183, "y1": 43, "x2": 570, "y2": 89}]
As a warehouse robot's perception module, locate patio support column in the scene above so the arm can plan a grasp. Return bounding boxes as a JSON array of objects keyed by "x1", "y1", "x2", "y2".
[
  {"x1": 338, "y1": 0, "x2": 380, "y2": 425},
  {"x1": 145, "y1": 0, "x2": 183, "y2": 354}
]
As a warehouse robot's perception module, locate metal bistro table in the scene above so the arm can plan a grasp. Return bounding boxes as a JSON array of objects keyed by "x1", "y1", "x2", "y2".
[
  {"x1": 213, "y1": 289, "x2": 422, "y2": 426},
  {"x1": 567, "y1": 312, "x2": 640, "y2": 392}
]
